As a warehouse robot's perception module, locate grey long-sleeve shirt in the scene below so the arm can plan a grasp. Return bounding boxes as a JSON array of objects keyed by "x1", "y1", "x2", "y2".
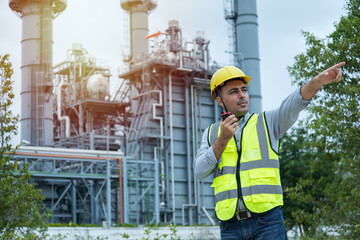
[{"x1": 194, "y1": 87, "x2": 311, "y2": 180}]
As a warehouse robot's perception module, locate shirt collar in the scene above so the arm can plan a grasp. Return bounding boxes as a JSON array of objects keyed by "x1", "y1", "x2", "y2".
[{"x1": 238, "y1": 112, "x2": 251, "y2": 123}]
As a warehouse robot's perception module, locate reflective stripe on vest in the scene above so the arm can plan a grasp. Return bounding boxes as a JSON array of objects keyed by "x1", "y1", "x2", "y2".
[{"x1": 209, "y1": 113, "x2": 283, "y2": 220}]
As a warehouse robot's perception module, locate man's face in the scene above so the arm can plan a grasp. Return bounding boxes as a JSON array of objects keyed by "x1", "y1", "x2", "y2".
[{"x1": 216, "y1": 80, "x2": 249, "y2": 117}]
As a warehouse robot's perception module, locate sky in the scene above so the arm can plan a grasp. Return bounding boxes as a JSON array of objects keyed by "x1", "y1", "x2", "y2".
[{"x1": 0, "y1": 0, "x2": 346, "y2": 145}]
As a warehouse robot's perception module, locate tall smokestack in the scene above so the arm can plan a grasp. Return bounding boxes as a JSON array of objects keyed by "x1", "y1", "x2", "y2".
[
  {"x1": 233, "y1": 0, "x2": 262, "y2": 114},
  {"x1": 9, "y1": 0, "x2": 66, "y2": 146},
  {"x1": 120, "y1": 0, "x2": 157, "y2": 64}
]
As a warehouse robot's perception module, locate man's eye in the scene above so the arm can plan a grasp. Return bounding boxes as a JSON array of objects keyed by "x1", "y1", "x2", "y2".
[{"x1": 242, "y1": 88, "x2": 248, "y2": 92}]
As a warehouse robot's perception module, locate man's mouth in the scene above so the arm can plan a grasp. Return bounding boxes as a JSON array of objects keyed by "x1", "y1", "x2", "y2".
[{"x1": 237, "y1": 100, "x2": 248, "y2": 107}]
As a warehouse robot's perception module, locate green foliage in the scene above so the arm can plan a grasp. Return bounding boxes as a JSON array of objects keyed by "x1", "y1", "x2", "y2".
[
  {"x1": 47, "y1": 233, "x2": 70, "y2": 240},
  {"x1": 47, "y1": 222, "x2": 103, "y2": 227},
  {"x1": 143, "y1": 224, "x2": 157, "y2": 239},
  {"x1": 125, "y1": 223, "x2": 182, "y2": 240},
  {"x1": 120, "y1": 232, "x2": 130, "y2": 239},
  {"x1": 279, "y1": 127, "x2": 317, "y2": 233},
  {"x1": 0, "y1": 54, "x2": 17, "y2": 151},
  {"x1": 0, "y1": 54, "x2": 50, "y2": 239},
  {"x1": 168, "y1": 223, "x2": 180, "y2": 240},
  {"x1": 74, "y1": 231, "x2": 109, "y2": 240},
  {"x1": 48, "y1": 230, "x2": 109, "y2": 240},
  {"x1": 286, "y1": 0, "x2": 360, "y2": 238},
  {"x1": 114, "y1": 223, "x2": 138, "y2": 227}
]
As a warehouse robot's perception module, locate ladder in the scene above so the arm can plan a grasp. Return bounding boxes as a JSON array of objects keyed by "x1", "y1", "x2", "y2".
[{"x1": 223, "y1": 0, "x2": 243, "y2": 67}]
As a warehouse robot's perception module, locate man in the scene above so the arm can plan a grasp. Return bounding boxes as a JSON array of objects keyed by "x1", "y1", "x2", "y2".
[{"x1": 194, "y1": 62, "x2": 345, "y2": 239}]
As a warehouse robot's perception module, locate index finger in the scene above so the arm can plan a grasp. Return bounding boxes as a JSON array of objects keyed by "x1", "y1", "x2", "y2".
[{"x1": 326, "y1": 62, "x2": 345, "y2": 71}]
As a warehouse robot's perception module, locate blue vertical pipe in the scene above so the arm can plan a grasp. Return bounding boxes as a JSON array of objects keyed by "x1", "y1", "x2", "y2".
[
  {"x1": 235, "y1": 0, "x2": 262, "y2": 114},
  {"x1": 184, "y1": 85, "x2": 193, "y2": 225},
  {"x1": 154, "y1": 157, "x2": 160, "y2": 224},
  {"x1": 106, "y1": 158, "x2": 111, "y2": 227},
  {"x1": 122, "y1": 157, "x2": 129, "y2": 223},
  {"x1": 163, "y1": 83, "x2": 170, "y2": 221},
  {"x1": 193, "y1": 87, "x2": 202, "y2": 224},
  {"x1": 106, "y1": 120, "x2": 111, "y2": 227},
  {"x1": 90, "y1": 181, "x2": 95, "y2": 224},
  {"x1": 72, "y1": 180, "x2": 77, "y2": 224},
  {"x1": 95, "y1": 185, "x2": 99, "y2": 224}
]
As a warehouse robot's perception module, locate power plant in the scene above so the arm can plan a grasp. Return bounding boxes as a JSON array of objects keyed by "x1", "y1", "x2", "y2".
[{"x1": 9, "y1": 0, "x2": 262, "y2": 226}]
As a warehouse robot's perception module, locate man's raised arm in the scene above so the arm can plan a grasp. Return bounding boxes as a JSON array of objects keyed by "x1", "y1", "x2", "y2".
[{"x1": 300, "y1": 62, "x2": 345, "y2": 100}]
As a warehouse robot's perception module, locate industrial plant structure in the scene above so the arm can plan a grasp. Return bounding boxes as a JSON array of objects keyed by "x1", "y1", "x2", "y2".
[{"x1": 9, "y1": 0, "x2": 262, "y2": 226}]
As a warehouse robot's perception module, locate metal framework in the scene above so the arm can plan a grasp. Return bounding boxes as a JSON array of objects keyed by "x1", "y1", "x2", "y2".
[{"x1": 13, "y1": 146, "x2": 123, "y2": 225}]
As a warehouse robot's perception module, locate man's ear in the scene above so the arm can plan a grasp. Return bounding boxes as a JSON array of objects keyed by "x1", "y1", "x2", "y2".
[{"x1": 216, "y1": 96, "x2": 224, "y2": 109}]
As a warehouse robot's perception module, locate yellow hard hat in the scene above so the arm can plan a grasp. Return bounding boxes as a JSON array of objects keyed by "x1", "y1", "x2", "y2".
[{"x1": 210, "y1": 66, "x2": 251, "y2": 99}]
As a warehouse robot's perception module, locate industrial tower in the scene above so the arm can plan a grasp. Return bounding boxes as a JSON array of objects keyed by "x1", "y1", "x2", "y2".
[
  {"x1": 224, "y1": 0, "x2": 262, "y2": 114},
  {"x1": 9, "y1": 0, "x2": 67, "y2": 146},
  {"x1": 117, "y1": 19, "x2": 216, "y2": 224},
  {"x1": 121, "y1": 0, "x2": 157, "y2": 65}
]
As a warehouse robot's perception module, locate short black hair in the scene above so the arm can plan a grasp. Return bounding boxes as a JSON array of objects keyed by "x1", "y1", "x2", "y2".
[{"x1": 213, "y1": 78, "x2": 247, "y2": 98}]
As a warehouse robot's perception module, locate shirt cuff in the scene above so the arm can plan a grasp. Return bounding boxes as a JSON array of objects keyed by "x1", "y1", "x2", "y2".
[
  {"x1": 207, "y1": 145, "x2": 221, "y2": 165},
  {"x1": 297, "y1": 87, "x2": 312, "y2": 105}
]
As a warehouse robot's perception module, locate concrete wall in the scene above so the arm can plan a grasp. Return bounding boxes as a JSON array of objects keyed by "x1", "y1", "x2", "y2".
[{"x1": 46, "y1": 226, "x2": 220, "y2": 240}]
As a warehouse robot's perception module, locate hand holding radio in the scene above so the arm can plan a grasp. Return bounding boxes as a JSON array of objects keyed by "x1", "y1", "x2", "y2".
[{"x1": 220, "y1": 114, "x2": 238, "y2": 141}]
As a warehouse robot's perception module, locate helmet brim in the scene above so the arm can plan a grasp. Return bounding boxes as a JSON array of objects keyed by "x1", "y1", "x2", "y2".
[{"x1": 211, "y1": 76, "x2": 251, "y2": 99}]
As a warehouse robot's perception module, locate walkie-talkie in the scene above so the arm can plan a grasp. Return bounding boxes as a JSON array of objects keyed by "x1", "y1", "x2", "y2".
[{"x1": 216, "y1": 88, "x2": 231, "y2": 120}]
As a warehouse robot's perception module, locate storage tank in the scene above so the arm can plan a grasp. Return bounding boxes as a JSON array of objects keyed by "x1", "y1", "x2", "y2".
[
  {"x1": 86, "y1": 74, "x2": 109, "y2": 100},
  {"x1": 9, "y1": 0, "x2": 67, "y2": 146}
]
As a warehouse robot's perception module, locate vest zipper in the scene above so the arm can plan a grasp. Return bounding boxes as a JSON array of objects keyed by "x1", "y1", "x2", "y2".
[
  {"x1": 233, "y1": 113, "x2": 255, "y2": 216},
  {"x1": 234, "y1": 134, "x2": 242, "y2": 203}
]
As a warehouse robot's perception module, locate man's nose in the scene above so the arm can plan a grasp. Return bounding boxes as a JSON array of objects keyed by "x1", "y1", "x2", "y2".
[{"x1": 238, "y1": 90, "x2": 246, "y2": 99}]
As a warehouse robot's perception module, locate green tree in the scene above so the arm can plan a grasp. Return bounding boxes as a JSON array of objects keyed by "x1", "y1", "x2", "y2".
[
  {"x1": 281, "y1": 127, "x2": 336, "y2": 237},
  {"x1": 0, "y1": 54, "x2": 50, "y2": 239},
  {"x1": 279, "y1": 127, "x2": 318, "y2": 235},
  {"x1": 287, "y1": 0, "x2": 360, "y2": 237}
]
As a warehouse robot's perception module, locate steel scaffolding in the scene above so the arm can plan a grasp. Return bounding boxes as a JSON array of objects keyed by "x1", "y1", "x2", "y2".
[{"x1": 13, "y1": 146, "x2": 123, "y2": 225}]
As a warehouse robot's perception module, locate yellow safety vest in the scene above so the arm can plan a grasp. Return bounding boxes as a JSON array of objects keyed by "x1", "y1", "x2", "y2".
[{"x1": 208, "y1": 113, "x2": 283, "y2": 221}]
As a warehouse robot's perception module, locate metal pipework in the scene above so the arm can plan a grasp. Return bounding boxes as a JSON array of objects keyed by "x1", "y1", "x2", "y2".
[
  {"x1": 169, "y1": 70, "x2": 176, "y2": 224},
  {"x1": 57, "y1": 83, "x2": 70, "y2": 138},
  {"x1": 131, "y1": 89, "x2": 166, "y2": 203},
  {"x1": 9, "y1": 0, "x2": 67, "y2": 146},
  {"x1": 106, "y1": 118, "x2": 111, "y2": 228},
  {"x1": 191, "y1": 85, "x2": 199, "y2": 223},
  {"x1": 166, "y1": 20, "x2": 183, "y2": 68}
]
